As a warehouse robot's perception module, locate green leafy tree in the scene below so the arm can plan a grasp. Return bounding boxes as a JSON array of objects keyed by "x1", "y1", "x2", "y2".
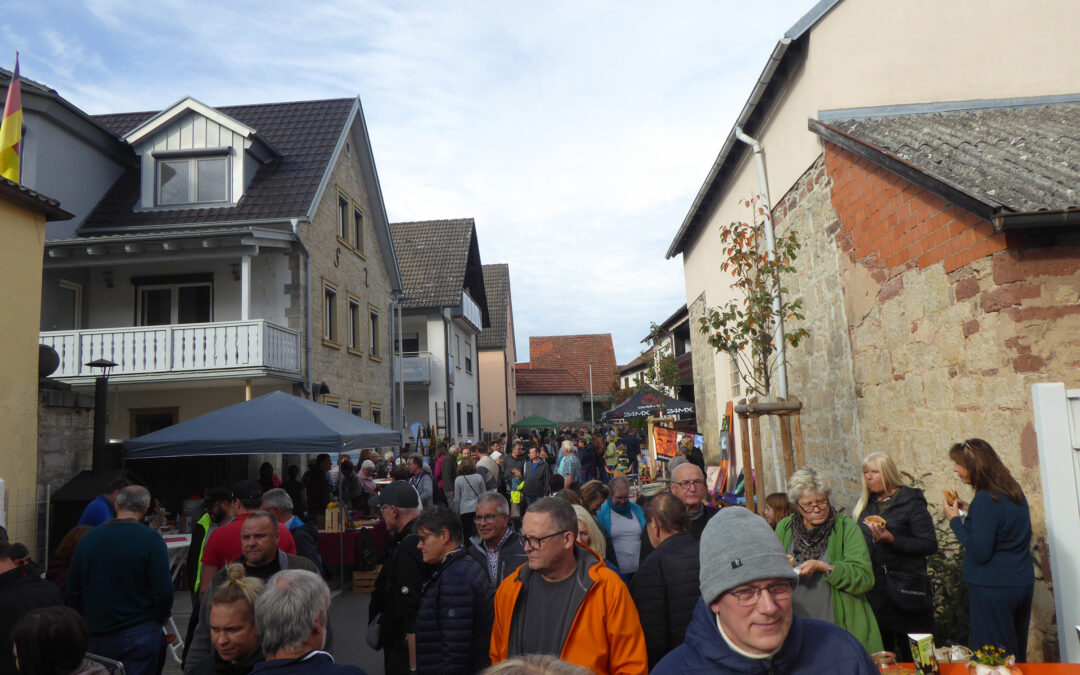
[
  {"x1": 698, "y1": 195, "x2": 809, "y2": 398},
  {"x1": 641, "y1": 322, "x2": 681, "y2": 399}
]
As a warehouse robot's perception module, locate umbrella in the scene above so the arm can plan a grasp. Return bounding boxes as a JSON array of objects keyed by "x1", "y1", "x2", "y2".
[
  {"x1": 511, "y1": 414, "x2": 558, "y2": 429},
  {"x1": 602, "y1": 385, "x2": 694, "y2": 421},
  {"x1": 123, "y1": 391, "x2": 401, "y2": 459}
]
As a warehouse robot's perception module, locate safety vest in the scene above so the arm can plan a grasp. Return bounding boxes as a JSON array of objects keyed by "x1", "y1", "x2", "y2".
[
  {"x1": 193, "y1": 512, "x2": 213, "y2": 593},
  {"x1": 509, "y1": 479, "x2": 523, "y2": 505}
]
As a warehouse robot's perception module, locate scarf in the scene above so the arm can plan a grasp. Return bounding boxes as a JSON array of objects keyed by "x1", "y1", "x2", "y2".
[
  {"x1": 790, "y1": 504, "x2": 836, "y2": 563},
  {"x1": 609, "y1": 496, "x2": 632, "y2": 517}
]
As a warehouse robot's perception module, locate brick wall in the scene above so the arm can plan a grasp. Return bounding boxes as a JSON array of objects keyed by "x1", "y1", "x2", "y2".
[{"x1": 825, "y1": 145, "x2": 1014, "y2": 277}]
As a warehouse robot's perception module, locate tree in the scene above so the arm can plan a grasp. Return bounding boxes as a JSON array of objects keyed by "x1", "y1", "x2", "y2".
[
  {"x1": 698, "y1": 195, "x2": 809, "y2": 399},
  {"x1": 640, "y1": 323, "x2": 681, "y2": 399}
]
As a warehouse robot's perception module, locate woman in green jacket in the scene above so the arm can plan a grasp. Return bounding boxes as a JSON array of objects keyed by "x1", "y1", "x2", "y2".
[{"x1": 775, "y1": 466, "x2": 883, "y2": 654}]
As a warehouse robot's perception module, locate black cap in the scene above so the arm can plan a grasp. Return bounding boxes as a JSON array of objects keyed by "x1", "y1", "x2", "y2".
[
  {"x1": 232, "y1": 480, "x2": 263, "y2": 501},
  {"x1": 204, "y1": 487, "x2": 233, "y2": 509},
  {"x1": 368, "y1": 481, "x2": 419, "y2": 509}
]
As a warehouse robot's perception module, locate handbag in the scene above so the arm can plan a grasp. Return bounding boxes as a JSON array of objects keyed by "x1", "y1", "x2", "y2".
[
  {"x1": 366, "y1": 612, "x2": 382, "y2": 650},
  {"x1": 883, "y1": 565, "x2": 933, "y2": 613}
]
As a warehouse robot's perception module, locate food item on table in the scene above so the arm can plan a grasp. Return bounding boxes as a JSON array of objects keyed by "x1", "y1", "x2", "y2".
[
  {"x1": 863, "y1": 515, "x2": 886, "y2": 528},
  {"x1": 943, "y1": 489, "x2": 958, "y2": 506},
  {"x1": 908, "y1": 633, "x2": 940, "y2": 675}
]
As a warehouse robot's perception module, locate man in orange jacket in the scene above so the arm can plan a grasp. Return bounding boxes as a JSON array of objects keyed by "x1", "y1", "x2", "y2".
[{"x1": 489, "y1": 497, "x2": 647, "y2": 674}]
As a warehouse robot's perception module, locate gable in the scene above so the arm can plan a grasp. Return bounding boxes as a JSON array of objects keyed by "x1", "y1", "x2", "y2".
[{"x1": 528, "y1": 334, "x2": 618, "y2": 395}]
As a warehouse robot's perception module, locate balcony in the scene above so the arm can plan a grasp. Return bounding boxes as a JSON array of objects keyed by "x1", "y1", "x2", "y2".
[
  {"x1": 452, "y1": 291, "x2": 483, "y2": 332},
  {"x1": 40, "y1": 319, "x2": 301, "y2": 383},
  {"x1": 400, "y1": 351, "x2": 433, "y2": 384}
]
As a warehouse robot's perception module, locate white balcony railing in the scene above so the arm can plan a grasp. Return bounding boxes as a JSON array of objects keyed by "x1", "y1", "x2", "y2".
[
  {"x1": 400, "y1": 351, "x2": 432, "y2": 384},
  {"x1": 40, "y1": 320, "x2": 301, "y2": 378}
]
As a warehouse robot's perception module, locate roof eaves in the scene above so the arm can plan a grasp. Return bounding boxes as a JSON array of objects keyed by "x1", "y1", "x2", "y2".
[
  {"x1": 666, "y1": 0, "x2": 844, "y2": 260},
  {"x1": 807, "y1": 117, "x2": 1004, "y2": 225},
  {"x1": 0, "y1": 177, "x2": 73, "y2": 221}
]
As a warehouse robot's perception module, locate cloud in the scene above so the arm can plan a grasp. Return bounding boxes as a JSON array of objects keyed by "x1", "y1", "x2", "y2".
[{"x1": 8, "y1": 0, "x2": 820, "y2": 362}]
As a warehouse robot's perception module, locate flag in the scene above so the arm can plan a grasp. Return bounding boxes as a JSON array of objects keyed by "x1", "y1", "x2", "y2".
[{"x1": 0, "y1": 53, "x2": 23, "y2": 182}]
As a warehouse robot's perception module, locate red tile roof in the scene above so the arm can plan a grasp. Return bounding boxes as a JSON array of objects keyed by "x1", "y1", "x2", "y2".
[
  {"x1": 516, "y1": 367, "x2": 584, "y2": 395},
  {"x1": 526, "y1": 334, "x2": 617, "y2": 395}
]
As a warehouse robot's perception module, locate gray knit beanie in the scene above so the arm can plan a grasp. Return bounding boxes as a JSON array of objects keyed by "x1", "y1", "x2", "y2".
[{"x1": 699, "y1": 506, "x2": 797, "y2": 603}]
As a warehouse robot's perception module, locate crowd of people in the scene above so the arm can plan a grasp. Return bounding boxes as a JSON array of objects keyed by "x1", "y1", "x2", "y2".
[{"x1": 0, "y1": 430, "x2": 1035, "y2": 675}]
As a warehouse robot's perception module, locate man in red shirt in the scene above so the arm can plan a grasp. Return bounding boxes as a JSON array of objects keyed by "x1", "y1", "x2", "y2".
[{"x1": 199, "y1": 480, "x2": 296, "y2": 597}]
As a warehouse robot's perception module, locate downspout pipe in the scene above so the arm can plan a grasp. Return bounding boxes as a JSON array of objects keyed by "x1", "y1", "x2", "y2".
[
  {"x1": 389, "y1": 294, "x2": 399, "y2": 451},
  {"x1": 733, "y1": 127, "x2": 789, "y2": 401},
  {"x1": 291, "y1": 219, "x2": 314, "y2": 400}
]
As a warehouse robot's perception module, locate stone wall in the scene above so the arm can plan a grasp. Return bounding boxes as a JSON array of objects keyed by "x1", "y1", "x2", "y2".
[
  {"x1": 37, "y1": 381, "x2": 93, "y2": 493},
  {"x1": 687, "y1": 294, "x2": 722, "y2": 465}
]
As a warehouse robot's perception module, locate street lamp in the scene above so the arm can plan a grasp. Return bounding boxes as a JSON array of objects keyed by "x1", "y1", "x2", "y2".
[{"x1": 85, "y1": 358, "x2": 117, "y2": 470}]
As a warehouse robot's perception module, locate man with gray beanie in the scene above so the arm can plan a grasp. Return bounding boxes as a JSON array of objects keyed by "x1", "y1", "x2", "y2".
[{"x1": 652, "y1": 507, "x2": 877, "y2": 673}]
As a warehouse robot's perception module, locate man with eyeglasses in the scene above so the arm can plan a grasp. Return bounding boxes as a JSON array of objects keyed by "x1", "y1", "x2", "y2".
[
  {"x1": 367, "y1": 481, "x2": 434, "y2": 675},
  {"x1": 466, "y1": 492, "x2": 527, "y2": 584},
  {"x1": 489, "y1": 497, "x2": 647, "y2": 674},
  {"x1": 652, "y1": 507, "x2": 877, "y2": 673},
  {"x1": 640, "y1": 462, "x2": 719, "y2": 562}
]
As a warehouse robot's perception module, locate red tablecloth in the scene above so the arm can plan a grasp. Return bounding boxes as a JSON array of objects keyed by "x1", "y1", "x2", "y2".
[
  {"x1": 904, "y1": 664, "x2": 1080, "y2": 674},
  {"x1": 317, "y1": 521, "x2": 389, "y2": 569}
]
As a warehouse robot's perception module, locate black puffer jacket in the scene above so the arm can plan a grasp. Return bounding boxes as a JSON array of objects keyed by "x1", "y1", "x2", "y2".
[
  {"x1": 415, "y1": 547, "x2": 494, "y2": 675},
  {"x1": 0, "y1": 564, "x2": 64, "y2": 675},
  {"x1": 855, "y1": 485, "x2": 938, "y2": 629},
  {"x1": 628, "y1": 531, "x2": 701, "y2": 669}
]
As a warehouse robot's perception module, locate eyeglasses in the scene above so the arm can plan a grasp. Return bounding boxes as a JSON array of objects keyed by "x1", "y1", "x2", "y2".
[
  {"x1": 674, "y1": 479, "x2": 706, "y2": 490},
  {"x1": 475, "y1": 513, "x2": 507, "y2": 524},
  {"x1": 798, "y1": 499, "x2": 829, "y2": 513},
  {"x1": 521, "y1": 530, "x2": 570, "y2": 550},
  {"x1": 727, "y1": 580, "x2": 796, "y2": 607}
]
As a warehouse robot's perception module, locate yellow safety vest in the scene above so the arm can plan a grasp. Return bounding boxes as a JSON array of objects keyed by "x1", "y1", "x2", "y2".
[
  {"x1": 510, "y1": 480, "x2": 523, "y2": 504},
  {"x1": 193, "y1": 512, "x2": 212, "y2": 593}
]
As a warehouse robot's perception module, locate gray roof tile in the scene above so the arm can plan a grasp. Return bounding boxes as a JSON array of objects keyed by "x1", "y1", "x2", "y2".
[
  {"x1": 828, "y1": 103, "x2": 1080, "y2": 213},
  {"x1": 389, "y1": 218, "x2": 476, "y2": 310},
  {"x1": 478, "y1": 263, "x2": 510, "y2": 350},
  {"x1": 81, "y1": 98, "x2": 354, "y2": 231}
]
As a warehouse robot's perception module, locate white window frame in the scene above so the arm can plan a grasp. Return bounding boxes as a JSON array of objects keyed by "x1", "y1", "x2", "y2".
[
  {"x1": 323, "y1": 284, "x2": 338, "y2": 342},
  {"x1": 729, "y1": 353, "x2": 742, "y2": 399},
  {"x1": 57, "y1": 280, "x2": 82, "y2": 330},
  {"x1": 156, "y1": 156, "x2": 230, "y2": 206}
]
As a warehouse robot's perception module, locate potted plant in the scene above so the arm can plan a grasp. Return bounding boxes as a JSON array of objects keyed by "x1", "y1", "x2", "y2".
[{"x1": 968, "y1": 646, "x2": 1020, "y2": 675}]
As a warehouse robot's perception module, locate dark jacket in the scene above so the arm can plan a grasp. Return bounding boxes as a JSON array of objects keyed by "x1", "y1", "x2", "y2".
[
  {"x1": 466, "y1": 527, "x2": 528, "y2": 584},
  {"x1": 639, "y1": 503, "x2": 718, "y2": 562},
  {"x1": 250, "y1": 651, "x2": 366, "y2": 675},
  {"x1": 502, "y1": 453, "x2": 526, "y2": 493},
  {"x1": 629, "y1": 532, "x2": 701, "y2": 669},
  {"x1": 854, "y1": 486, "x2": 937, "y2": 629},
  {"x1": 522, "y1": 458, "x2": 551, "y2": 498},
  {"x1": 0, "y1": 564, "x2": 64, "y2": 675},
  {"x1": 188, "y1": 647, "x2": 264, "y2": 675},
  {"x1": 951, "y1": 489, "x2": 1033, "y2": 587},
  {"x1": 289, "y1": 519, "x2": 322, "y2": 572},
  {"x1": 185, "y1": 551, "x2": 320, "y2": 674},
  {"x1": 415, "y1": 548, "x2": 494, "y2": 674},
  {"x1": 368, "y1": 518, "x2": 435, "y2": 653},
  {"x1": 652, "y1": 599, "x2": 878, "y2": 674}
]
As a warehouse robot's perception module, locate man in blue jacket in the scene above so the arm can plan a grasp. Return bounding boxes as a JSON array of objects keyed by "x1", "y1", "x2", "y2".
[
  {"x1": 414, "y1": 505, "x2": 493, "y2": 674},
  {"x1": 653, "y1": 507, "x2": 878, "y2": 674}
]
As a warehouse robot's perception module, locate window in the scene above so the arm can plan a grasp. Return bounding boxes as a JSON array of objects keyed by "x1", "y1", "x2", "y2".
[
  {"x1": 455, "y1": 334, "x2": 462, "y2": 369},
  {"x1": 337, "y1": 193, "x2": 349, "y2": 239},
  {"x1": 348, "y1": 298, "x2": 361, "y2": 351},
  {"x1": 324, "y1": 397, "x2": 340, "y2": 409},
  {"x1": 55, "y1": 280, "x2": 82, "y2": 330},
  {"x1": 323, "y1": 284, "x2": 338, "y2": 342},
  {"x1": 353, "y1": 207, "x2": 364, "y2": 253},
  {"x1": 130, "y1": 407, "x2": 178, "y2": 437},
  {"x1": 729, "y1": 353, "x2": 741, "y2": 398},
  {"x1": 456, "y1": 402, "x2": 462, "y2": 436},
  {"x1": 464, "y1": 339, "x2": 472, "y2": 374},
  {"x1": 399, "y1": 332, "x2": 420, "y2": 354},
  {"x1": 466, "y1": 405, "x2": 474, "y2": 435},
  {"x1": 351, "y1": 403, "x2": 363, "y2": 417},
  {"x1": 157, "y1": 157, "x2": 228, "y2": 205},
  {"x1": 369, "y1": 308, "x2": 380, "y2": 356},
  {"x1": 371, "y1": 407, "x2": 382, "y2": 425},
  {"x1": 137, "y1": 282, "x2": 212, "y2": 326}
]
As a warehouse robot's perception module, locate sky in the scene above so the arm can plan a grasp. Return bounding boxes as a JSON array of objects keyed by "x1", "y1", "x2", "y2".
[{"x1": 4, "y1": 0, "x2": 821, "y2": 364}]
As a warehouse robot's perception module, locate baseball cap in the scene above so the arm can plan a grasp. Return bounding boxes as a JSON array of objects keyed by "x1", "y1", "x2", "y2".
[
  {"x1": 231, "y1": 480, "x2": 263, "y2": 502},
  {"x1": 369, "y1": 481, "x2": 420, "y2": 509},
  {"x1": 204, "y1": 487, "x2": 234, "y2": 509}
]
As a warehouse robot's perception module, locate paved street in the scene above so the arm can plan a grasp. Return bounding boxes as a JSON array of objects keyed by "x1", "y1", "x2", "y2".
[{"x1": 165, "y1": 588, "x2": 383, "y2": 675}]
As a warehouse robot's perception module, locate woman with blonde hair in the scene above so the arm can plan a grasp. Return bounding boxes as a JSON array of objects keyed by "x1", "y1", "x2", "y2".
[
  {"x1": 852, "y1": 452, "x2": 937, "y2": 661},
  {"x1": 572, "y1": 504, "x2": 608, "y2": 561},
  {"x1": 188, "y1": 563, "x2": 265, "y2": 674},
  {"x1": 775, "y1": 467, "x2": 882, "y2": 654}
]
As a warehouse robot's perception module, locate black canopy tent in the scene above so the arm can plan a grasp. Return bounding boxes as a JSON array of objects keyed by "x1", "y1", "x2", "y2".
[
  {"x1": 123, "y1": 391, "x2": 401, "y2": 459},
  {"x1": 602, "y1": 385, "x2": 695, "y2": 421}
]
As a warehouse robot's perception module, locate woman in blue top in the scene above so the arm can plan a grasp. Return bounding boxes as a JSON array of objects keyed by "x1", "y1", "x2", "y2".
[{"x1": 943, "y1": 438, "x2": 1034, "y2": 659}]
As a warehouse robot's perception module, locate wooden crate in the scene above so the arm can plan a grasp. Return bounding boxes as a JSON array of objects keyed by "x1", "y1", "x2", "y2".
[{"x1": 352, "y1": 564, "x2": 382, "y2": 593}]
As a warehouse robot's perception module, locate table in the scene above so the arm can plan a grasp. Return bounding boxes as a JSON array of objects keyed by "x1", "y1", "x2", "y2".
[{"x1": 904, "y1": 664, "x2": 1080, "y2": 673}]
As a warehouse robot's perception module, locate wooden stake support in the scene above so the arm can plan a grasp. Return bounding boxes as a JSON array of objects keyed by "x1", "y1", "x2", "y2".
[{"x1": 733, "y1": 397, "x2": 806, "y2": 514}]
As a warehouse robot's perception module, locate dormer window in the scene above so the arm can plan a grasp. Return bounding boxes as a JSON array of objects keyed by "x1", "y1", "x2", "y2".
[{"x1": 154, "y1": 149, "x2": 230, "y2": 206}]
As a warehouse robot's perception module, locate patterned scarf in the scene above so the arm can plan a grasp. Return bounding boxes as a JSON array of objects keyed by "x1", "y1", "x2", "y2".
[{"x1": 791, "y1": 503, "x2": 836, "y2": 564}]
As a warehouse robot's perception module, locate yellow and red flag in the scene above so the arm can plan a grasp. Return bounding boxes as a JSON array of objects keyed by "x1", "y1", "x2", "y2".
[{"x1": 0, "y1": 53, "x2": 23, "y2": 182}]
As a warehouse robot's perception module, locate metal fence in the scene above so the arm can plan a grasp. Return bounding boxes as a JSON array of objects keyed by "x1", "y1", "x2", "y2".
[{"x1": 2, "y1": 483, "x2": 54, "y2": 563}]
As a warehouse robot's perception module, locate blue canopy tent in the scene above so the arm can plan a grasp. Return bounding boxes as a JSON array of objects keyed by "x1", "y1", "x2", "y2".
[{"x1": 123, "y1": 391, "x2": 401, "y2": 459}]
